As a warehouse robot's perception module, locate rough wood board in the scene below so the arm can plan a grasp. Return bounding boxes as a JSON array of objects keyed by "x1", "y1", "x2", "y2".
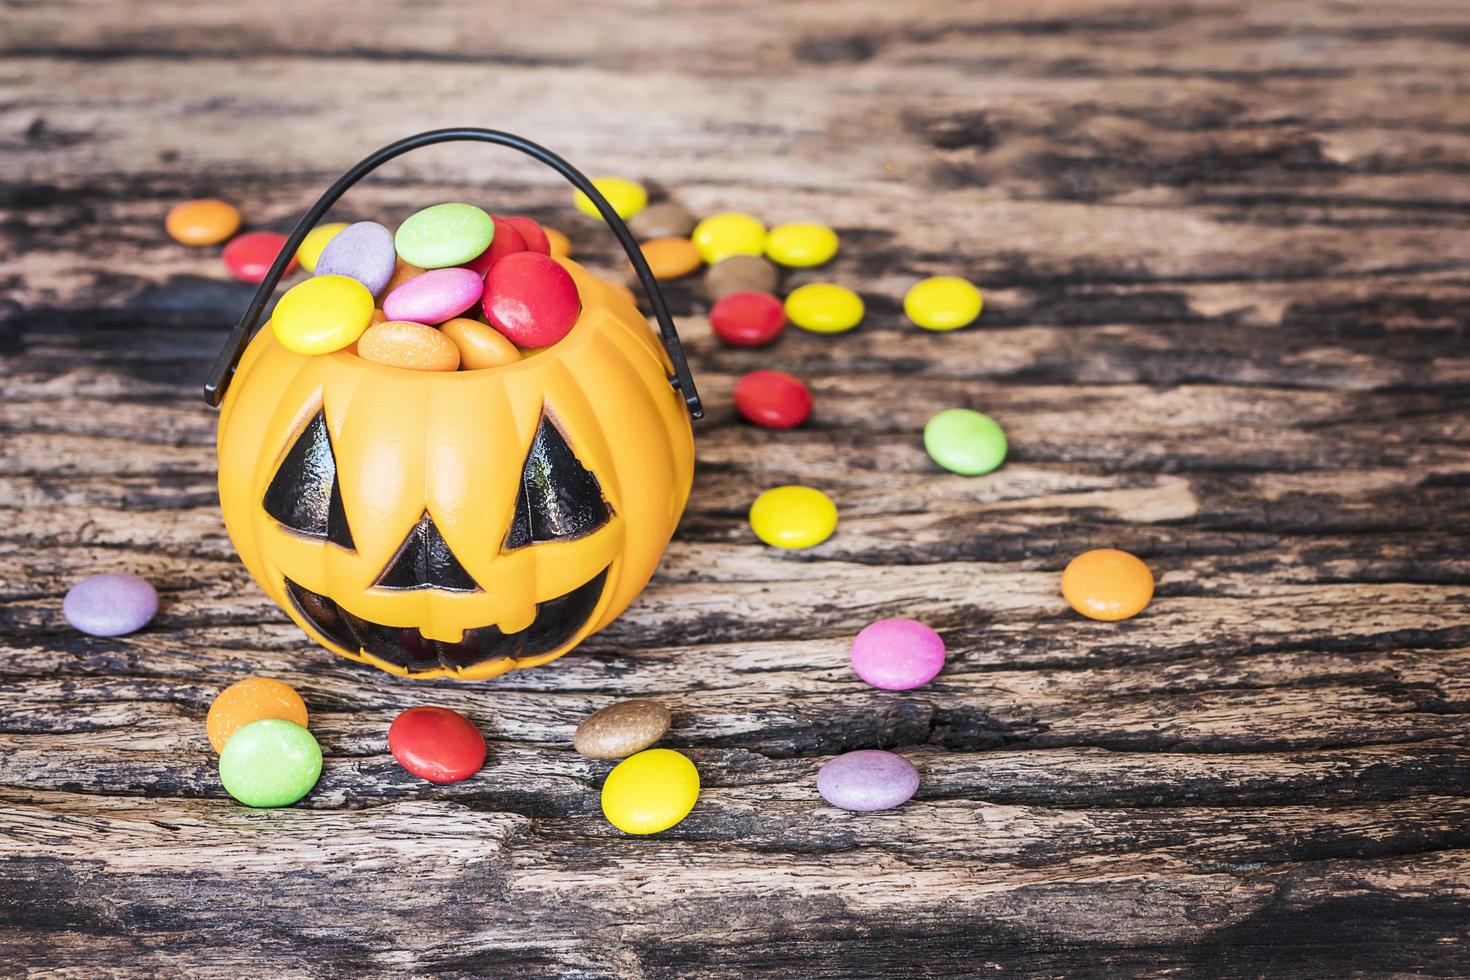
[{"x1": 2, "y1": 0, "x2": 1469, "y2": 976}]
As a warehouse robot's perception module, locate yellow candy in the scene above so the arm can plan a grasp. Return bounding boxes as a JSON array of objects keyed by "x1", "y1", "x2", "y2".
[
  {"x1": 784, "y1": 283, "x2": 864, "y2": 334},
  {"x1": 749, "y1": 485, "x2": 837, "y2": 549},
  {"x1": 904, "y1": 276, "x2": 983, "y2": 331},
  {"x1": 573, "y1": 177, "x2": 648, "y2": 221},
  {"x1": 271, "y1": 275, "x2": 374, "y2": 355},
  {"x1": 765, "y1": 222, "x2": 839, "y2": 268},
  {"x1": 295, "y1": 222, "x2": 350, "y2": 273},
  {"x1": 601, "y1": 748, "x2": 700, "y2": 835},
  {"x1": 691, "y1": 212, "x2": 766, "y2": 265}
]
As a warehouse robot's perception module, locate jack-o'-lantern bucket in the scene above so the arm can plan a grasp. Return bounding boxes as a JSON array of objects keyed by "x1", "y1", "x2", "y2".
[{"x1": 204, "y1": 129, "x2": 702, "y2": 680}]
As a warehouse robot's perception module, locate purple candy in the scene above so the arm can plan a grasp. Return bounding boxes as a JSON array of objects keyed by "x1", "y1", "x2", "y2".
[
  {"x1": 382, "y1": 267, "x2": 484, "y2": 324},
  {"x1": 63, "y1": 573, "x2": 158, "y2": 637},
  {"x1": 850, "y1": 617, "x2": 945, "y2": 690},
  {"x1": 817, "y1": 750, "x2": 919, "y2": 812},
  {"x1": 315, "y1": 221, "x2": 397, "y2": 296}
]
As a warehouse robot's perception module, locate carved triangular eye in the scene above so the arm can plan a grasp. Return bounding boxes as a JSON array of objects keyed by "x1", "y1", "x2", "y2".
[
  {"x1": 264, "y1": 410, "x2": 355, "y2": 550},
  {"x1": 503, "y1": 414, "x2": 610, "y2": 551},
  {"x1": 375, "y1": 512, "x2": 479, "y2": 592}
]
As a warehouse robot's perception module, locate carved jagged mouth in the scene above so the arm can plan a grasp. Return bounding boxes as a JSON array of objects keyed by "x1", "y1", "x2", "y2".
[{"x1": 284, "y1": 568, "x2": 608, "y2": 673}]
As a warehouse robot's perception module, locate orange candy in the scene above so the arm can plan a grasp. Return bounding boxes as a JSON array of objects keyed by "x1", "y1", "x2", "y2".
[
  {"x1": 357, "y1": 320, "x2": 461, "y2": 371},
  {"x1": 378, "y1": 258, "x2": 425, "y2": 300},
  {"x1": 165, "y1": 199, "x2": 241, "y2": 246},
  {"x1": 545, "y1": 227, "x2": 572, "y2": 259},
  {"x1": 441, "y1": 317, "x2": 523, "y2": 370},
  {"x1": 1061, "y1": 548, "x2": 1155, "y2": 622},
  {"x1": 207, "y1": 677, "x2": 308, "y2": 753},
  {"x1": 639, "y1": 237, "x2": 702, "y2": 280}
]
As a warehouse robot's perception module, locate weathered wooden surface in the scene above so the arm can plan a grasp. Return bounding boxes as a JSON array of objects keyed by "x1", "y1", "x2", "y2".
[{"x1": 3, "y1": 0, "x2": 1470, "y2": 975}]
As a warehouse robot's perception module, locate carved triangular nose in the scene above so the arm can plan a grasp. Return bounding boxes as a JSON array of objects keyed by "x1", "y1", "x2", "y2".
[{"x1": 374, "y1": 512, "x2": 480, "y2": 592}]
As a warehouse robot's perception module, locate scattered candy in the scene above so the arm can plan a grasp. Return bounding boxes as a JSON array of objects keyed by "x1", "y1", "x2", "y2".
[
  {"x1": 357, "y1": 320, "x2": 462, "y2": 372},
  {"x1": 463, "y1": 216, "x2": 529, "y2": 277},
  {"x1": 504, "y1": 216, "x2": 551, "y2": 255},
  {"x1": 382, "y1": 267, "x2": 484, "y2": 324},
  {"x1": 639, "y1": 237, "x2": 702, "y2": 280},
  {"x1": 222, "y1": 231, "x2": 295, "y2": 284},
  {"x1": 734, "y1": 370, "x2": 811, "y2": 429},
  {"x1": 207, "y1": 677, "x2": 308, "y2": 754},
  {"x1": 165, "y1": 198, "x2": 240, "y2": 245},
  {"x1": 703, "y1": 254, "x2": 779, "y2": 301},
  {"x1": 850, "y1": 618, "x2": 945, "y2": 691},
  {"x1": 905, "y1": 276, "x2": 983, "y2": 331},
  {"x1": 296, "y1": 221, "x2": 349, "y2": 273},
  {"x1": 749, "y1": 485, "x2": 837, "y2": 549},
  {"x1": 765, "y1": 222, "x2": 839, "y2": 268},
  {"x1": 440, "y1": 317, "x2": 522, "y2": 369},
  {"x1": 711, "y1": 291, "x2": 785, "y2": 347},
  {"x1": 601, "y1": 748, "x2": 699, "y2": 834},
  {"x1": 924, "y1": 408, "x2": 1007, "y2": 476},
  {"x1": 218, "y1": 718, "x2": 322, "y2": 808},
  {"x1": 817, "y1": 750, "x2": 919, "y2": 812},
  {"x1": 271, "y1": 275, "x2": 375, "y2": 355},
  {"x1": 388, "y1": 706, "x2": 486, "y2": 784},
  {"x1": 785, "y1": 283, "x2": 864, "y2": 334},
  {"x1": 1062, "y1": 548, "x2": 1154, "y2": 622},
  {"x1": 315, "y1": 221, "x2": 397, "y2": 296},
  {"x1": 63, "y1": 572, "x2": 157, "y2": 637},
  {"x1": 630, "y1": 202, "x2": 697, "y2": 240},
  {"x1": 574, "y1": 699, "x2": 672, "y2": 760},
  {"x1": 483, "y1": 252, "x2": 581, "y2": 347},
  {"x1": 394, "y1": 203, "x2": 495, "y2": 269},
  {"x1": 573, "y1": 177, "x2": 648, "y2": 220},
  {"x1": 692, "y1": 212, "x2": 767, "y2": 265}
]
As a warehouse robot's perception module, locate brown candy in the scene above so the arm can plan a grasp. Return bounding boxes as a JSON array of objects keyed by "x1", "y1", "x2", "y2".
[
  {"x1": 573, "y1": 699, "x2": 672, "y2": 760},
  {"x1": 629, "y1": 202, "x2": 698, "y2": 241},
  {"x1": 703, "y1": 254, "x2": 779, "y2": 301}
]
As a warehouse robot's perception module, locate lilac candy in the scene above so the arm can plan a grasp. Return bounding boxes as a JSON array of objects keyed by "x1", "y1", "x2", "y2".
[
  {"x1": 817, "y1": 750, "x2": 919, "y2": 812},
  {"x1": 850, "y1": 617, "x2": 945, "y2": 690},
  {"x1": 63, "y1": 573, "x2": 158, "y2": 637},
  {"x1": 382, "y1": 267, "x2": 483, "y2": 324},
  {"x1": 315, "y1": 221, "x2": 396, "y2": 296}
]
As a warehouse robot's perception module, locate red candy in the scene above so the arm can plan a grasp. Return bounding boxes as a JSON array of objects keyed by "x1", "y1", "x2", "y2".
[
  {"x1": 462, "y1": 216, "x2": 529, "y2": 277},
  {"x1": 711, "y1": 291, "x2": 785, "y2": 347},
  {"x1": 223, "y1": 231, "x2": 296, "y2": 283},
  {"x1": 388, "y1": 706, "x2": 487, "y2": 784},
  {"x1": 503, "y1": 216, "x2": 551, "y2": 255},
  {"x1": 734, "y1": 370, "x2": 812, "y2": 429},
  {"x1": 483, "y1": 252, "x2": 582, "y2": 348}
]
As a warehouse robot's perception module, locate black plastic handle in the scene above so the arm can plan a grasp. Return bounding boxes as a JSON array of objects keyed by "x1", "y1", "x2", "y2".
[{"x1": 202, "y1": 127, "x2": 702, "y2": 419}]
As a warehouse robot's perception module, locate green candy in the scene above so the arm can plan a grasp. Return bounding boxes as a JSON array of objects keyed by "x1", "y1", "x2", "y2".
[
  {"x1": 394, "y1": 203, "x2": 495, "y2": 269},
  {"x1": 218, "y1": 718, "x2": 322, "y2": 808},
  {"x1": 924, "y1": 408, "x2": 1007, "y2": 476}
]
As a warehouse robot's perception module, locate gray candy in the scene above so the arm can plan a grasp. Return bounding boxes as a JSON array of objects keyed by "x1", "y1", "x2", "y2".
[
  {"x1": 316, "y1": 221, "x2": 397, "y2": 296},
  {"x1": 816, "y1": 750, "x2": 919, "y2": 812},
  {"x1": 703, "y1": 254, "x2": 779, "y2": 301},
  {"x1": 630, "y1": 202, "x2": 697, "y2": 240}
]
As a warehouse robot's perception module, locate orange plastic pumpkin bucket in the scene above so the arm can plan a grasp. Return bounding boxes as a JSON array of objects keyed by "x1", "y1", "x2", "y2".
[{"x1": 205, "y1": 129, "x2": 701, "y2": 680}]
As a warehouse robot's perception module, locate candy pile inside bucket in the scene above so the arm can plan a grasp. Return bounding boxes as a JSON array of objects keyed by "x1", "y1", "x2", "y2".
[{"x1": 271, "y1": 205, "x2": 578, "y2": 371}]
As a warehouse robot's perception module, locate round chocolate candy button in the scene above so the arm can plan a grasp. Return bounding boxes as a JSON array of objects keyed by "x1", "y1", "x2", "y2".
[
  {"x1": 388, "y1": 706, "x2": 487, "y2": 784},
  {"x1": 711, "y1": 291, "x2": 785, "y2": 347},
  {"x1": 734, "y1": 370, "x2": 812, "y2": 429}
]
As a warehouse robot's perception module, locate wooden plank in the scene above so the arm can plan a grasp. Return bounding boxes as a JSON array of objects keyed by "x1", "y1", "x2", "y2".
[{"x1": 3, "y1": 0, "x2": 1470, "y2": 974}]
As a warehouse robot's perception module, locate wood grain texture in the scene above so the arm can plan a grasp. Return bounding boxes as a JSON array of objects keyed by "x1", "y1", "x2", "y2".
[{"x1": 3, "y1": 0, "x2": 1469, "y2": 975}]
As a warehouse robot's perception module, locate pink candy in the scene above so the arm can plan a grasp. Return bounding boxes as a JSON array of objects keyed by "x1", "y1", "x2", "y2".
[
  {"x1": 382, "y1": 267, "x2": 484, "y2": 324},
  {"x1": 850, "y1": 618, "x2": 946, "y2": 690}
]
